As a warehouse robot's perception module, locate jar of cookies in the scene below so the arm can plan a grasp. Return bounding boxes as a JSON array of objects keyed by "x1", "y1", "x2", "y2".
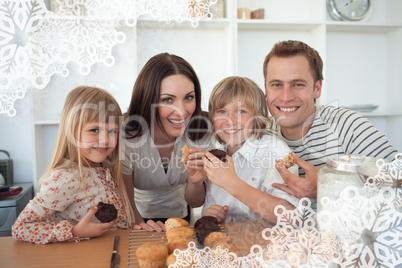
[{"x1": 317, "y1": 155, "x2": 376, "y2": 213}]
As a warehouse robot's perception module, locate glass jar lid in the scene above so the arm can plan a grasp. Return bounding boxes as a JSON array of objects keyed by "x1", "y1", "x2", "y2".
[{"x1": 326, "y1": 154, "x2": 376, "y2": 172}]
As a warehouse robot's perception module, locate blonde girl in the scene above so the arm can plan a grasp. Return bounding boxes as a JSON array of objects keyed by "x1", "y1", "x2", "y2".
[
  {"x1": 12, "y1": 86, "x2": 135, "y2": 244},
  {"x1": 202, "y1": 76, "x2": 299, "y2": 223}
]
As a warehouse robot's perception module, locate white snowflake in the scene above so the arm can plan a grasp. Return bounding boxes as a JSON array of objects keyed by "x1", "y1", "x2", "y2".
[{"x1": 0, "y1": 0, "x2": 217, "y2": 116}]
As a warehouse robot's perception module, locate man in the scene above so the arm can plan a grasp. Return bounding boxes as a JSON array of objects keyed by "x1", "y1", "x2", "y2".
[{"x1": 264, "y1": 40, "x2": 398, "y2": 200}]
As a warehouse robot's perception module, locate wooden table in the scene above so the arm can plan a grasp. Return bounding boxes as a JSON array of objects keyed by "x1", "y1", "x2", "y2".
[{"x1": 0, "y1": 220, "x2": 273, "y2": 268}]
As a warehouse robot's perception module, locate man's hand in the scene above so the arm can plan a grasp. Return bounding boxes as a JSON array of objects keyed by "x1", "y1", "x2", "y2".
[
  {"x1": 272, "y1": 152, "x2": 318, "y2": 199},
  {"x1": 72, "y1": 207, "x2": 114, "y2": 238},
  {"x1": 204, "y1": 205, "x2": 228, "y2": 223}
]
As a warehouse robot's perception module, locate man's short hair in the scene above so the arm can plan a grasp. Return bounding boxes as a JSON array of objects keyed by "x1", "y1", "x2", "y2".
[{"x1": 263, "y1": 40, "x2": 324, "y2": 83}]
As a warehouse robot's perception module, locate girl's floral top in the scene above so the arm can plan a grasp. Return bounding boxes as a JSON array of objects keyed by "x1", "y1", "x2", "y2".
[{"x1": 12, "y1": 166, "x2": 130, "y2": 244}]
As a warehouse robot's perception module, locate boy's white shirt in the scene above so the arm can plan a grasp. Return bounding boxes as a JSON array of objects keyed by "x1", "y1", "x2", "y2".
[{"x1": 202, "y1": 134, "x2": 299, "y2": 222}]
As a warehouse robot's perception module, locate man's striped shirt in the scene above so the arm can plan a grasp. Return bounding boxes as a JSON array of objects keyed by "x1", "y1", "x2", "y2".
[{"x1": 267, "y1": 105, "x2": 398, "y2": 177}]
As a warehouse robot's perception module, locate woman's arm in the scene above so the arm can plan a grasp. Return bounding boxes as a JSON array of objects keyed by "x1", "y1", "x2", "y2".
[
  {"x1": 185, "y1": 147, "x2": 207, "y2": 207},
  {"x1": 203, "y1": 152, "x2": 294, "y2": 223}
]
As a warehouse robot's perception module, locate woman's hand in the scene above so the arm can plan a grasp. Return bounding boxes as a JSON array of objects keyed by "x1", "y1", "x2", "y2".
[
  {"x1": 186, "y1": 147, "x2": 207, "y2": 184},
  {"x1": 72, "y1": 207, "x2": 114, "y2": 238},
  {"x1": 203, "y1": 151, "x2": 239, "y2": 189},
  {"x1": 132, "y1": 220, "x2": 165, "y2": 232},
  {"x1": 204, "y1": 205, "x2": 228, "y2": 223}
]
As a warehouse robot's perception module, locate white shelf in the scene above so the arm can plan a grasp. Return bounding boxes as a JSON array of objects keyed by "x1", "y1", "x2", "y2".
[
  {"x1": 237, "y1": 20, "x2": 323, "y2": 31},
  {"x1": 358, "y1": 112, "x2": 402, "y2": 117},
  {"x1": 30, "y1": 0, "x2": 402, "y2": 185},
  {"x1": 326, "y1": 21, "x2": 402, "y2": 32},
  {"x1": 34, "y1": 120, "x2": 60, "y2": 125},
  {"x1": 137, "y1": 18, "x2": 231, "y2": 29}
]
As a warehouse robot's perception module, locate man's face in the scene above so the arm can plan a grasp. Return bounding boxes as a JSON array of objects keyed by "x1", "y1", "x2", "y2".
[{"x1": 265, "y1": 55, "x2": 322, "y2": 140}]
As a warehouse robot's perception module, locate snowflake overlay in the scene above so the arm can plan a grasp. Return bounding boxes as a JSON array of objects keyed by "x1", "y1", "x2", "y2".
[
  {"x1": 0, "y1": 0, "x2": 216, "y2": 116},
  {"x1": 171, "y1": 154, "x2": 402, "y2": 267}
]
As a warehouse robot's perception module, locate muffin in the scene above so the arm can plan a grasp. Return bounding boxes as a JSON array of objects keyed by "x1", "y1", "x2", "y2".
[
  {"x1": 167, "y1": 236, "x2": 192, "y2": 254},
  {"x1": 165, "y1": 217, "x2": 190, "y2": 232},
  {"x1": 166, "y1": 226, "x2": 195, "y2": 242},
  {"x1": 94, "y1": 202, "x2": 117, "y2": 223},
  {"x1": 136, "y1": 242, "x2": 168, "y2": 268},
  {"x1": 208, "y1": 149, "x2": 227, "y2": 163},
  {"x1": 203, "y1": 232, "x2": 231, "y2": 248},
  {"x1": 212, "y1": 241, "x2": 240, "y2": 256},
  {"x1": 166, "y1": 253, "x2": 177, "y2": 267},
  {"x1": 194, "y1": 216, "x2": 218, "y2": 230},
  {"x1": 195, "y1": 221, "x2": 221, "y2": 245}
]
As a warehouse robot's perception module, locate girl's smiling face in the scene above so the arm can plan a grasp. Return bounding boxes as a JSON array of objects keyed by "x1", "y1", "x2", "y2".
[
  {"x1": 155, "y1": 74, "x2": 196, "y2": 141},
  {"x1": 213, "y1": 99, "x2": 255, "y2": 155},
  {"x1": 78, "y1": 121, "x2": 118, "y2": 166}
]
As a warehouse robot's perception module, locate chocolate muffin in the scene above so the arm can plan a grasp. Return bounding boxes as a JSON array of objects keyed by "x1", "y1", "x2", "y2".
[
  {"x1": 194, "y1": 216, "x2": 219, "y2": 230},
  {"x1": 208, "y1": 149, "x2": 227, "y2": 163},
  {"x1": 95, "y1": 202, "x2": 118, "y2": 223}
]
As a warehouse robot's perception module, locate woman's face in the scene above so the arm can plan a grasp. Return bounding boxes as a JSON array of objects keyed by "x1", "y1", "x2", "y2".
[{"x1": 156, "y1": 74, "x2": 196, "y2": 140}]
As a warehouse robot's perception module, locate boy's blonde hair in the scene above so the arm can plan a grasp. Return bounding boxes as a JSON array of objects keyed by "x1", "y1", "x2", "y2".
[
  {"x1": 208, "y1": 76, "x2": 268, "y2": 143},
  {"x1": 40, "y1": 86, "x2": 135, "y2": 225}
]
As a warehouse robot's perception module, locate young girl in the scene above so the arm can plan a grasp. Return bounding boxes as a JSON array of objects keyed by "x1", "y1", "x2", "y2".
[
  {"x1": 12, "y1": 86, "x2": 135, "y2": 244},
  {"x1": 122, "y1": 53, "x2": 210, "y2": 229},
  {"x1": 202, "y1": 76, "x2": 299, "y2": 223}
]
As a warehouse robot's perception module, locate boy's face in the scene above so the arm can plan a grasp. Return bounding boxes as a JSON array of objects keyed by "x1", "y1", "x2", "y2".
[
  {"x1": 265, "y1": 55, "x2": 322, "y2": 140},
  {"x1": 79, "y1": 121, "x2": 118, "y2": 166},
  {"x1": 213, "y1": 99, "x2": 254, "y2": 154}
]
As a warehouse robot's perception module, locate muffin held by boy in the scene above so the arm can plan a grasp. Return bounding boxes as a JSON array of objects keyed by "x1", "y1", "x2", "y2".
[
  {"x1": 136, "y1": 242, "x2": 168, "y2": 268},
  {"x1": 166, "y1": 226, "x2": 195, "y2": 242},
  {"x1": 203, "y1": 232, "x2": 231, "y2": 248},
  {"x1": 165, "y1": 217, "x2": 190, "y2": 232},
  {"x1": 94, "y1": 202, "x2": 118, "y2": 223},
  {"x1": 167, "y1": 236, "x2": 192, "y2": 254}
]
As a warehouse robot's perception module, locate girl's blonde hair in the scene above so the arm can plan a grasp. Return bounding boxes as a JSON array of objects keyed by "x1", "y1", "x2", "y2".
[
  {"x1": 208, "y1": 76, "x2": 268, "y2": 143},
  {"x1": 40, "y1": 86, "x2": 135, "y2": 225}
]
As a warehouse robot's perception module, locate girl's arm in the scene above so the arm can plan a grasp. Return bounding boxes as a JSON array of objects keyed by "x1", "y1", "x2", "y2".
[
  {"x1": 203, "y1": 152, "x2": 294, "y2": 224},
  {"x1": 185, "y1": 147, "x2": 206, "y2": 207}
]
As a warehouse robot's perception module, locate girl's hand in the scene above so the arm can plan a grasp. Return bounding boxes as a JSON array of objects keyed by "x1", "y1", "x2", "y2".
[
  {"x1": 204, "y1": 205, "x2": 229, "y2": 223},
  {"x1": 133, "y1": 220, "x2": 165, "y2": 232},
  {"x1": 186, "y1": 147, "x2": 207, "y2": 184},
  {"x1": 72, "y1": 207, "x2": 114, "y2": 238},
  {"x1": 203, "y1": 151, "x2": 238, "y2": 189}
]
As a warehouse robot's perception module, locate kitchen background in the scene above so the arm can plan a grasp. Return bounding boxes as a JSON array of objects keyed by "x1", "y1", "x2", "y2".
[{"x1": 1, "y1": 0, "x2": 401, "y2": 190}]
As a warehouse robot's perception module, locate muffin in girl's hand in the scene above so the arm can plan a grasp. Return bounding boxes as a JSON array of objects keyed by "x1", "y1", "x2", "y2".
[
  {"x1": 94, "y1": 202, "x2": 117, "y2": 223},
  {"x1": 136, "y1": 242, "x2": 168, "y2": 268}
]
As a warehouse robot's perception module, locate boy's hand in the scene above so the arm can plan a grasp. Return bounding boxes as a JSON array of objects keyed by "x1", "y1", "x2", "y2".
[
  {"x1": 203, "y1": 152, "x2": 237, "y2": 189},
  {"x1": 204, "y1": 205, "x2": 228, "y2": 223},
  {"x1": 72, "y1": 207, "x2": 113, "y2": 238}
]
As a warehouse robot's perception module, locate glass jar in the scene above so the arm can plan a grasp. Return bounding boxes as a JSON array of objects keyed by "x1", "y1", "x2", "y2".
[{"x1": 317, "y1": 155, "x2": 376, "y2": 213}]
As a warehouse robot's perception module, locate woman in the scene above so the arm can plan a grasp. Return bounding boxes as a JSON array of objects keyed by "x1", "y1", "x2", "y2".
[{"x1": 122, "y1": 53, "x2": 210, "y2": 230}]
